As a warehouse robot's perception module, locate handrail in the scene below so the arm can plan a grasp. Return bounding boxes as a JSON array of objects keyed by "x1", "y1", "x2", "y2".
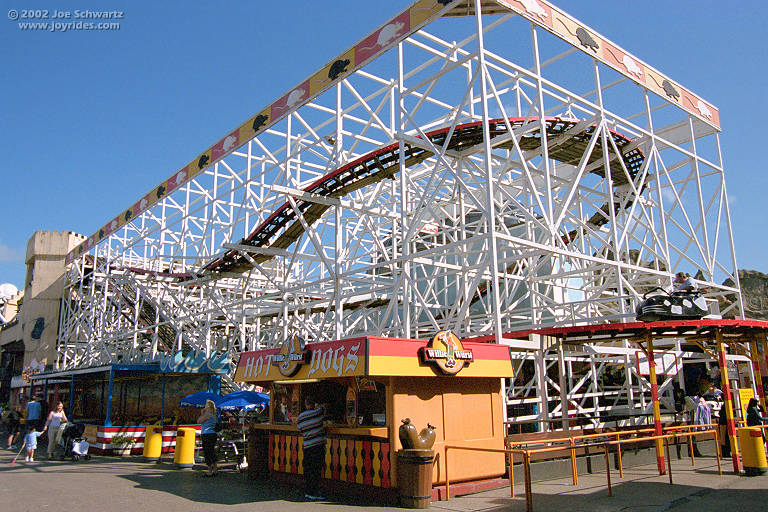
[{"x1": 445, "y1": 428, "x2": 722, "y2": 512}]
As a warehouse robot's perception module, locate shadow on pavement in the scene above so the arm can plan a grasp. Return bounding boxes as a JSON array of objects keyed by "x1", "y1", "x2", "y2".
[{"x1": 447, "y1": 479, "x2": 768, "y2": 512}]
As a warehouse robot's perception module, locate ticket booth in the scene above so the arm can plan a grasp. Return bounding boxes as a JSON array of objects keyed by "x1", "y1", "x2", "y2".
[{"x1": 235, "y1": 332, "x2": 514, "y2": 500}]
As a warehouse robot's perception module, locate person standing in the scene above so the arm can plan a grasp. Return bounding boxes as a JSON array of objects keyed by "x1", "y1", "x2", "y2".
[
  {"x1": 25, "y1": 395, "x2": 42, "y2": 431},
  {"x1": 197, "y1": 400, "x2": 219, "y2": 477},
  {"x1": 4, "y1": 406, "x2": 21, "y2": 448},
  {"x1": 717, "y1": 396, "x2": 731, "y2": 458},
  {"x1": 22, "y1": 426, "x2": 44, "y2": 462},
  {"x1": 297, "y1": 398, "x2": 326, "y2": 501},
  {"x1": 43, "y1": 401, "x2": 68, "y2": 459},
  {"x1": 746, "y1": 398, "x2": 768, "y2": 427},
  {"x1": 692, "y1": 396, "x2": 711, "y2": 457}
]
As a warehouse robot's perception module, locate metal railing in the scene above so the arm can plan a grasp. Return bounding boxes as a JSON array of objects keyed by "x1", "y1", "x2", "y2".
[{"x1": 445, "y1": 428, "x2": 721, "y2": 512}]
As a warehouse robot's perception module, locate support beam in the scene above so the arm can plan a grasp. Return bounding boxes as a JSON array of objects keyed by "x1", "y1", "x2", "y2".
[
  {"x1": 717, "y1": 330, "x2": 740, "y2": 473},
  {"x1": 646, "y1": 334, "x2": 666, "y2": 475},
  {"x1": 749, "y1": 338, "x2": 766, "y2": 410},
  {"x1": 105, "y1": 367, "x2": 114, "y2": 427}
]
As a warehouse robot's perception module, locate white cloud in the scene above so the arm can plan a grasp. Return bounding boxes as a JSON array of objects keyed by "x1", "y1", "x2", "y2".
[{"x1": 0, "y1": 243, "x2": 23, "y2": 262}]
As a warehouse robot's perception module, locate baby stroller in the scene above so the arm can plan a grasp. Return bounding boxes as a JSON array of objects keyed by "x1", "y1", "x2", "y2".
[{"x1": 59, "y1": 423, "x2": 91, "y2": 461}]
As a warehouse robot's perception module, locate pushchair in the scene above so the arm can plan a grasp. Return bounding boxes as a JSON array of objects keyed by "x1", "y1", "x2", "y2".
[{"x1": 59, "y1": 422, "x2": 91, "y2": 461}]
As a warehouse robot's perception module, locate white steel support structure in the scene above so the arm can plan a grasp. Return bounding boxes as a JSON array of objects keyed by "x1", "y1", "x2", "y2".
[{"x1": 58, "y1": 1, "x2": 743, "y2": 427}]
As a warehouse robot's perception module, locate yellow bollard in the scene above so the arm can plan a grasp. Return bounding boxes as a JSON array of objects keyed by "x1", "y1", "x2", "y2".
[
  {"x1": 739, "y1": 428, "x2": 767, "y2": 476},
  {"x1": 173, "y1": 427, "x2": 196, "y2": 469},
  {"x1": 143, "y1": 425, "x2": 163, "y2": 463}
]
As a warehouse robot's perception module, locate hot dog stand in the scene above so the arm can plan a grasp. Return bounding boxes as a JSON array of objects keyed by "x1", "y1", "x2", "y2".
[{"x1": 234, "y1": 332, "x2": 514, "y2": 500}]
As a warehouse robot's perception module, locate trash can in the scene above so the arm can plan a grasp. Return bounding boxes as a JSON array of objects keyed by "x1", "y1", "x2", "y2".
[
  {"x1": 739, "y1": 427, "x2": 767, "y2": 476},
  {"x1": 397, "y1": 449, "x2": 435, "y2": 508},
  {"x1": 143, "y1": 425, "x2": 163, "y2": 463},
  {"x1": 173, "y1": 427, "x2": 196, "y2": 469}
]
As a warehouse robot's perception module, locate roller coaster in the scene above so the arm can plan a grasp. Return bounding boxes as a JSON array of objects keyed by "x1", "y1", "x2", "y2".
[{"x1": 58, "y1": 0, "x2": 742, "y2": 427}]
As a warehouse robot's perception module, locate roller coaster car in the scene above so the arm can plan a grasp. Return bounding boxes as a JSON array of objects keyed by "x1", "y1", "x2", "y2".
[{"x1": 635, "y1": 287, "x2": 708, "y2": 322}]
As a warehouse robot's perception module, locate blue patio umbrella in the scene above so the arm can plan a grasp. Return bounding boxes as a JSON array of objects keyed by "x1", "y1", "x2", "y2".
[
  {"x1": 179, "y1": 391, "x2": 222, "y2": 408},
  {"x1": 218, "y1": 390, "x2": 270, "y2": 411}
]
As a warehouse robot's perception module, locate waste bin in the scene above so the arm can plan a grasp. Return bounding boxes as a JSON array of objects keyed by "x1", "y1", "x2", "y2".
[
  {"x1": 739, "y1": 427, "x2": 767, "y2": 476},
  {"x1": 143, "y1": 425, "x2": 163, "y2": 463},
  {"x1": 397, "y1": 449, "x2": 435, "y2": 508},
  {"x1": 173, "y1": 427, "x2": 196, "y2": 469}
]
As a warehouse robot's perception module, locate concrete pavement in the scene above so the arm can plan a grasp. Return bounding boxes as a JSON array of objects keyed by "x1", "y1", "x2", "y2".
[{"x1": 0, "y1": 447, "x2": 766, "y2": 512}]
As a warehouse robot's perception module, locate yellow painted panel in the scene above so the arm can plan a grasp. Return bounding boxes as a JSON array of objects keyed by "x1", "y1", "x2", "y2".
[
  {"x1": 392, "y1": 377, "x2": 505, "y2": 485},
  {"x1": 369, "y1": 355, "x2": 513, "y2": 378}
]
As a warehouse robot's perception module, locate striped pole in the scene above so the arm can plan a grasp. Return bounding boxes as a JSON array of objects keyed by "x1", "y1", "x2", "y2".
[
  {"x1": 647, "y1": 335, "x2": 666, "y2": 475},
  {"x1": 750, "y1": 338, "x2": 766, "y2": 411},
  {"x1": 716, "y1": 329, "x2": 740, "y2": 473}
]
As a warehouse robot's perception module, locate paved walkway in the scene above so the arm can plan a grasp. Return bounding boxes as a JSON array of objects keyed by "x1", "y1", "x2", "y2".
[{"x1": 0, "y1": 447, "x2": 766, "y2": 511}]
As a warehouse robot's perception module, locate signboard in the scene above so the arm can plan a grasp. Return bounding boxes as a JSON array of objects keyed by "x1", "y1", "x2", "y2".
[
  {"x1": 636, "y1": 351, "x2": 679, "y2": 376},
  {"x1": 738, "y1": 388, "x2": 755, "y2": 421},
  {"x1": 235, "y1": 338, "x2": 364, "y2": 382},
  {"x1": 419, "y1": 330, "x2": 474, "y2": 375},
  {"x1": 272, "y1": 334, "x2": 309, "y2": 377},
  {"x1": 159, "y1": 350, "x2": 230, "y2": 374}
]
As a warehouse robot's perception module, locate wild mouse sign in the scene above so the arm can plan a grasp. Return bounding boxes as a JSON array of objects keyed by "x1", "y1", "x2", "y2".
[{"x1": 419, "y1": 330, "x2": 474, "y2": 375}]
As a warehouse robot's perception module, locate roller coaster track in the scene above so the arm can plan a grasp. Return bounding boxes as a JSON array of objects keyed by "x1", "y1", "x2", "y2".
[{"x1": 203, "y1": 116, "x2": 644, "y2": 277}]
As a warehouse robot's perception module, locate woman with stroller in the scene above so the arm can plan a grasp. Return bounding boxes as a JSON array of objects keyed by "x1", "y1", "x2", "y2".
[
  {"x1": 43, "y1": 401, "x2": 68, "y2": 459},
  {"x1": 197, "y1": 399, "x2": 219, "y2": 477}
]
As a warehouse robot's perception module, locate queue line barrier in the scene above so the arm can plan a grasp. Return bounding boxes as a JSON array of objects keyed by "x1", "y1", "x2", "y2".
[
  {"x1": 446, "y1": 429, "x2": 722, "y2": 512},
  {"x1": 506, "y1": 423, "x2": 720, "y2": 484}
]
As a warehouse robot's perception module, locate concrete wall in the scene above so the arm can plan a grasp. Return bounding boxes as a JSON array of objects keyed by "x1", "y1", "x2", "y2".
[{"x1": 21, "y1": 231, "x2": 85, "y2": 368}]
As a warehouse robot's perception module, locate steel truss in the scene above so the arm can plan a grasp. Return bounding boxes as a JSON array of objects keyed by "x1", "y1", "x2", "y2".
[{"x1": 58, "y1": 0, "x2": 743, "y2": 426}]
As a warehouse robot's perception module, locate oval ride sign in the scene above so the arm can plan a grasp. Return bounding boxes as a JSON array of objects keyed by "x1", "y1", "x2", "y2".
[{"x1": 419, "y1": 330, "x2": 474, "y2": 375}]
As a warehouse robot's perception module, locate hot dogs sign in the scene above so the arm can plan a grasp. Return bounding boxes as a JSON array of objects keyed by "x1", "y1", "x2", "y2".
[{"x1": 235, "y1": 336, "x2": 363, "y2": 381}]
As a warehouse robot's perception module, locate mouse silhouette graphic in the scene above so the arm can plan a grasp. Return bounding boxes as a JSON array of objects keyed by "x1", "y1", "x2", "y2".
[
  {"x1": 252, "y1": 114, "x2": 268, "y2": 132},
  {"x1": 696, "y1": 100, "x2": 712, "y2": 119},
  {"x1": 622, "y1": 55, "x2": 642, "y2": 77},
  {"x1": 360, "y1": 22, "x2": 405, "y2": 53},
  {"x1": 520, "y1": 0, "x2": 547, "y2": 19},
  {"x1": 156, "y1": 185, "x2": 165, "y2": 198},
  {"x1": 198, "y1": 154, "x2": 210, "y2": 169},
  {"x1": 661, "y1": 79, "x2": 680, "y2": 100},
  {"x1": 576, "y1": 27, "x2": 599, "y2": 51},
  {"x1": 328, "y1": 59, "x2": 350, "y2": 80},
  {"x1": 173, "y1": 170, "x2": 186, "y2": 186},
  {"x1": 222, "y1": 135, "x2": 237, "y2": 152},
  {"x1": 124, "y1": 210, "x2": 132, "y2": 222},
  {"x1": 98, "y1": 229, "x2": 104, "y2": 240},
  {"x1": 286, "y1": 88, "x2": 306, "y2": 110}
]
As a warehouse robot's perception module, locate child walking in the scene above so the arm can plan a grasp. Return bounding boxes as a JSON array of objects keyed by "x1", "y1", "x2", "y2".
[{"x1": 23, "y1": 426, "x2": 44, "y2": 462}]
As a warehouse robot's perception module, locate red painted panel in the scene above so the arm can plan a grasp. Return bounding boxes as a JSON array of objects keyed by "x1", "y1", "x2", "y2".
[
  {"x1": 363, "y1": 440, "x2": 373, "y2": 485},
  {"x1": 380, "y1": 442, "x2": 391, "y2": 488}
]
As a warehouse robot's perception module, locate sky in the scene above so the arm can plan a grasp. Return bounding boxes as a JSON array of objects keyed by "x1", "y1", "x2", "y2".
[{"x1": 1, "y1": 0, "x2": 766, "y2": 289}]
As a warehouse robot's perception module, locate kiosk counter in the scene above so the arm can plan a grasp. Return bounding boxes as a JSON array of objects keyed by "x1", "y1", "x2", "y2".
[{"x1": 235, "y1": 334, "x2": 514, "y2": 496}]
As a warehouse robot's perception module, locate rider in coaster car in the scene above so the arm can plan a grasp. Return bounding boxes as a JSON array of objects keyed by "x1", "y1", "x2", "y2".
[{"x1": 672, "y1": 272, "x2": 697, "y2": 294}]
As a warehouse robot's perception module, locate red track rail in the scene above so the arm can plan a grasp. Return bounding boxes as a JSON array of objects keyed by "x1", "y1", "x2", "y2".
[{"x1": 204, "y1": 116, "x2": 644, "y2": 276}]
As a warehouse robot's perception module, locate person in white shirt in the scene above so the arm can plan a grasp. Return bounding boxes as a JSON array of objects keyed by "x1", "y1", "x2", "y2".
[{"x1": 43, "y1": 401, "x2": 68, "y2": 459}]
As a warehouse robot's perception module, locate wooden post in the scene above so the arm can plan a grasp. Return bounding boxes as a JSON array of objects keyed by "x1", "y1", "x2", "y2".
[
  {"x1": 569, "y1": 438, "x2": 577, "y2": 485},
  {"x1": 523, "y1": 451, "x2": 533, "y2": 512},
  {"x1": 647, "y1": 335, "x2": 666, "y2": 474},
  {"x1": 717, "y1": 330, "x2": 741, "y2": 473}
]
